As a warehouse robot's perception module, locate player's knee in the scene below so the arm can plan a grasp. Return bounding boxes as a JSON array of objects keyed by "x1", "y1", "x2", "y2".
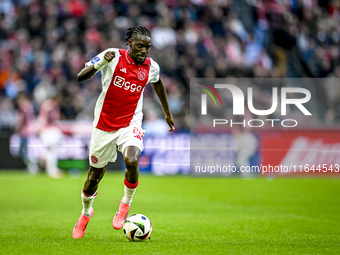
[
  {"x1": 88, "y1": 174, "x2": 101, "y2": 184},
  {"x1": 88, "y1": 166, "x2": 105, "y2": 183},
  {"x1": 124, "y1": 156, "x2": 139, "y2": 170}
]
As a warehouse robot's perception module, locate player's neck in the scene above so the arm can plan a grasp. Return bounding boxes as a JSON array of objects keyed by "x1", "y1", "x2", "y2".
[{"x1": 128, "y1": 50, "x2": 143, "y2": 66}]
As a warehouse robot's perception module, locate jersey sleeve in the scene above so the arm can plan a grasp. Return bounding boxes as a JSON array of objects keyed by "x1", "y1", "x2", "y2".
[
  {"x1": 85, "y1": 48, "x2": 119, "y2": 71},
  {"x1": 149, "y1": 58, "x2": 160, "y2": 83}
]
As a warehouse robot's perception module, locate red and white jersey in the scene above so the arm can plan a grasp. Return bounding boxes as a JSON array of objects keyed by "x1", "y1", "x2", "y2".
[{"x1": 86, "y1": 48, "x2": 160, "y2": 132}]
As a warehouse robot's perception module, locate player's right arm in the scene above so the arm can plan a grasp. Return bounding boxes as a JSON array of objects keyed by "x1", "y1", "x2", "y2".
[{"x1": 77, "y1": 51, "x2": 116, "y2": 82}]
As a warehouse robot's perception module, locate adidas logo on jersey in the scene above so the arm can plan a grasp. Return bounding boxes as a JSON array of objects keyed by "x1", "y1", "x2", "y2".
[{"x1": 120, "y1": 68, "x2": 127, "y2": 73}]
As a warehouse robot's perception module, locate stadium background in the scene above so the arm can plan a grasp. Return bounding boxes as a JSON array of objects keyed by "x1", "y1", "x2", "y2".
[
  {"x1": 1, "y1": 0, "x2": 340, "y2": 173},
  {"x1": 0, "y1": 1, "x2": 340, "y2": 254}
]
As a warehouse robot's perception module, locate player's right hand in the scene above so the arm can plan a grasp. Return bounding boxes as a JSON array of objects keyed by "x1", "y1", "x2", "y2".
[
  {"x1": 104, "y1": 51, "x2": 115, "y2": 62},
  {"x1": 165, "y1": 113, "x2": 175, "y2": 132}
]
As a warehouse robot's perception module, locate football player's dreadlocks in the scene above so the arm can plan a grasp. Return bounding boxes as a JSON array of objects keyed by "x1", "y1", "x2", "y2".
[{"x1": 124, "y1": 26, "x2": 151, "y2": 45}]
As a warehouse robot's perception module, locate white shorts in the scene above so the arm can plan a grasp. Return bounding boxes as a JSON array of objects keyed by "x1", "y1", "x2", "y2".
[{"x1": 89, "y1": 126, "x2": 145, "y2": 168}]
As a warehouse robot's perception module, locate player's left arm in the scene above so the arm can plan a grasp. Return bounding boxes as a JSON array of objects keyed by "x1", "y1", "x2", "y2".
[{"x1": 152, "y1": 78, "x2": 175, "y2": 132}]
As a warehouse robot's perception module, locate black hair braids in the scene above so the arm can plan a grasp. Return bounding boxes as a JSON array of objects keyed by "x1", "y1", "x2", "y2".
[{"x1": 124, "y1": 26, "x2": 151, "y2": 45}]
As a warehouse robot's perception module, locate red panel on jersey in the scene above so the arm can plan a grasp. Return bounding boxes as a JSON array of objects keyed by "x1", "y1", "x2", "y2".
[{"x1": 96, "y1": 49, "x2": 151, "y2": 131}]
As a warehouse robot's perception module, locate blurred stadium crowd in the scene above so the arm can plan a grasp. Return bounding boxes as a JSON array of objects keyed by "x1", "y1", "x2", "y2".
[{"x1": 0, "y1": 0, "x2": 340, "y2": 132}]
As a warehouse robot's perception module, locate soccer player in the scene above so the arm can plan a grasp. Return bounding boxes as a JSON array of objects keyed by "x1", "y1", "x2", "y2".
[
  {"x1": 16, "y1": 92, "x2": 38, "y2": 174},
  {"x1": 72, "y1": 26, "x2": 175, "y2": 238},
  {"x1": 38, "y1": 95, "x2": 63, "y2": 178}
]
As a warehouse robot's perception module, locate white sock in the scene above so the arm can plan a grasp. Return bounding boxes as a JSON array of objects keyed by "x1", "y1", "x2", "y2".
[
  {"x1": 81, "y1": 190, "x2": 96, "y2": 217},
  {"x1": 121, "y1": 185, "x2": 137, "y2": 205}
]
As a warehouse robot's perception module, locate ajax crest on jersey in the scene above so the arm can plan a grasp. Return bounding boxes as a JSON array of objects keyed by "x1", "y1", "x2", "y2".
[
  {"x1": 123, "y1": 214, "x2": 152, "y2": 241},
  {"x1": 138, "y1": 71, "x2": 146, "y2": 81}
]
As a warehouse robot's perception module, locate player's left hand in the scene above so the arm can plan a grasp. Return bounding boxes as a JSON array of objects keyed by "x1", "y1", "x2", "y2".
[{"x1": 165, "y1": 113, "x2": 175, "y2": 132}]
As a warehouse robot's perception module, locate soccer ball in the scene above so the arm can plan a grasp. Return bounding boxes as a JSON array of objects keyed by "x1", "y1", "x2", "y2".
[{"x1": 123, "y1": 214, "x2": 152, "y2": 241}]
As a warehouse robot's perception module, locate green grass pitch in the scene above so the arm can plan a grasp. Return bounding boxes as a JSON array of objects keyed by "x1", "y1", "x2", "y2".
[{"x1": 1, "y1": 171, "x2": 339, "y2": 254}]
